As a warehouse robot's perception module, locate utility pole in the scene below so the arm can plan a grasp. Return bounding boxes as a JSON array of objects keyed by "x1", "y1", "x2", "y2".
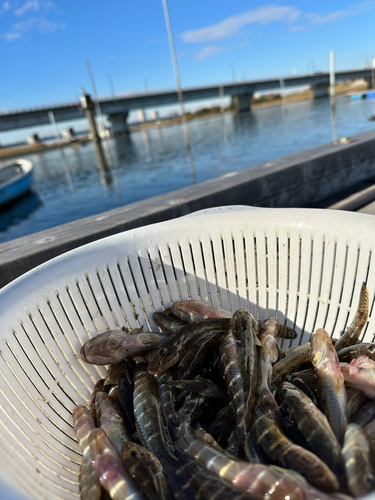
[
  {"x1": 162, "y1": 0, "x2": 196, "y2": 183},
  {"x1": 329, "y1": 51, "x2": 335, "y2": 98}
]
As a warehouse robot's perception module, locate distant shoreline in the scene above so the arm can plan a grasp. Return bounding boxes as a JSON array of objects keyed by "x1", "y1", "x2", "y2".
[{"x1": 0, "y1": 81, "x2": 369, "y2": 161}]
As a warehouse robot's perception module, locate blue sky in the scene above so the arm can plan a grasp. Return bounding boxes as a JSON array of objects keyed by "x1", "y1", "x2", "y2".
[{"x1": 1, "y1": 0, "x2": 375, "y2": 135}]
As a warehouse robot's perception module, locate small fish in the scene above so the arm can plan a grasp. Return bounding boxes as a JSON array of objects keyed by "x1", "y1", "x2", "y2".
[
  {"x1": 177, "y1": 328, "x2": 225, "y2": 380},
  {"x1": 72, "y1": 405, "x2": 102, "y2": 500},
  {"x1": 279, "y1": 381, "x2": 346, "y2": 487},
  {"x1": 89, "y1": 379, "x2": 105, "y2": 425},
  {"x1": 350, "y1": 400, "x2": 375, "y2": 427},
  {"x1": 121, "y1": 441, "x2": 170, "y2": 500},
  {"x1": 178, "y1": 396, "x2": 306, "y2": 500},
  {"x1": 310, "y1": 328, "x2": 348, "y2": 444},
  {"x1": 171, "y1": 300, "x2": 232, "y2": 323},
  {"x1": 133, "y1": 366, "x2": 196, "y2": 500},
  {"x1": 258, "y1": 319, "x2": 297, "y2": 339},
  {"x1": 89, "y1": 428, "x2": 143, "y2": 500},
  {"x1": 156, "y1": 370, "x2": 179, "y2": 442},
  {"x1": 272, "y1": 343, "x2": 311, "y2": 383},
  {"x1": 334, "y1": 283, "x2": 369, "y2": 351},
  {"x1": 337, "y1": 343, "x2": 375, "y2": 363},
  {"x1": 258, "y1": 317, "x2": 279, "y2": 363},
  {"x1": 231, "y1": 309, "x2": 259, "y2": 430},
  {"x1": 153, "y1": 309, "x2": 187, "y2": 335},
  {"x1": 253, "y1": 403, "x2": 340, "y2": 492},
  {"x1": 342, "y1": 423, "x2": 375, "y2": 497},
  {"x1": 171, "y1": 379, "x2": 228, "y2": 401},
  {"x1": 147, "y1": 318, "x2": 230, "y2": 375},
  {"x1": 346, "y1": 387, "x2": 367, "y2": 420},
  {"x1": 95, "y1": 391, "x2": 131, "y2": 453},
  {"x1": 219, "y1": 322, "x2": 246, "y2": 455},
  {"x1": 81, "y1": 329, "x2": 167, "y2": 365},
  {"x1": 341, "y1": 355, "x2": 375, "y2": 399}
]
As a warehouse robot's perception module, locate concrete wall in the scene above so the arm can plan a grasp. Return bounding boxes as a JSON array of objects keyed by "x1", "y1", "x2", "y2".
[{"x1": 1, "y1": 128, "x2": 375, "y2": 289}]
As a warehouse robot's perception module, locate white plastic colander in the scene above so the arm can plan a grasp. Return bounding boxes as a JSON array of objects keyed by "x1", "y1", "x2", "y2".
[{"x1": 1, "y1": 206, "x2": 375, "y2": 500}]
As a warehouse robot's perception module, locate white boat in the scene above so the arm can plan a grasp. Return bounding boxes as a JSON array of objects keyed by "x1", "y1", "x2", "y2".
[{"x1": 0, "y1": 159, "x2": 33, "y2": 207}]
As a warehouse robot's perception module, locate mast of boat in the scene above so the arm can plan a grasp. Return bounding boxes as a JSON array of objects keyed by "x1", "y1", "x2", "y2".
[
  {"x1": 48, "y1": 111, "x2": 75, "y2": 194},
  {"x1": 162, "y1": 0, "x2": 197, "y2": 184}
]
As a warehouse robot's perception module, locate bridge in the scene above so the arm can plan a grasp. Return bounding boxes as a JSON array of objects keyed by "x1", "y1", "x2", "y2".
[{"x1": 0, "y1": 68, "x2": 372, "y2": 135}]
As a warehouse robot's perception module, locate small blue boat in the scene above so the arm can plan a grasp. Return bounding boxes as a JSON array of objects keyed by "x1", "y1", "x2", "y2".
[{"x1": 0, "y1": 159, "x2": 33, "y2": 207}]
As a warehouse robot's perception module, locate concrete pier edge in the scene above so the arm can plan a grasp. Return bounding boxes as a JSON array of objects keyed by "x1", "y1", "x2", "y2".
[{"x1": 1, "y1": 128, "x2": 375, "y2": 289}]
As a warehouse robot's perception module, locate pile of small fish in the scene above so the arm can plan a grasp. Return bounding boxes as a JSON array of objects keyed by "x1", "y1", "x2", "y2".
[{"x1": 73, "y1": 283, "x2": 375, "y2": 500}]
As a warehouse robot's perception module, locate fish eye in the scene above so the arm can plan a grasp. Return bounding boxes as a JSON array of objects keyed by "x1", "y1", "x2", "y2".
[{"x1": 159, "y1": 347, "x2": 168, "y2": 357}]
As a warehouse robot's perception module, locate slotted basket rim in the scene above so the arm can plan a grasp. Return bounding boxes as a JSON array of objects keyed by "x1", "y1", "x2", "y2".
[{"x1": 1, "y1": 205, "x2": 375, "y2": 500}]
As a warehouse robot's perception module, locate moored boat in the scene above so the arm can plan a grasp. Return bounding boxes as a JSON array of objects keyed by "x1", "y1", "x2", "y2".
[{"x1": 0, "y1": 159, "x2": 33, "y2": 207}]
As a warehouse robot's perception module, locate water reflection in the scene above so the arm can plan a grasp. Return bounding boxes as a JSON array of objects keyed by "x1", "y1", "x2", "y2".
[
  {"x1": 0, "y1": 191, "x2": 42, "y2": 234},
  {"x1": 1, "y1": 95, "x2": 375, "y2": 242},
  {"x1": 330, "y1": 97, "x2": 338, "y2": 143}
]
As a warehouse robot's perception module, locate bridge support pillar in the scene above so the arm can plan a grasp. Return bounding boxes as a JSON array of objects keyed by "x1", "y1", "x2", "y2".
[
  {"x1": 107, "y1": 112, "x2": 129, "y2": 135},
  {"x1": 364, "y1": 76, "x2": 372, "y2": 89},
  {"x1": 311, "y1": 84, "x2": 329, "y2": 98},
  {"x1": 232, "y1": 93, "x2": 253, "y2": 113}
]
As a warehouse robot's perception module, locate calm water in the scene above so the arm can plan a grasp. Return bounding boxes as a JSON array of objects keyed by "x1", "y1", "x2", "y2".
[{"x1": 1, "y1": 95, "x2": 375, "y2": 243}]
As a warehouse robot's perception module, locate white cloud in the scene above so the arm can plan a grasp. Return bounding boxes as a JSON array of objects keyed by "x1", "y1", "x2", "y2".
[
  {"x1": 3, "y1": 15, "x2": 62, "y2": 40},
  {"x1": 181, "y1": 4, "x2": 301, "y2": 43},
  {"x1": 14, "y1": 0, "x2": 53, "y2": 15},
  {"x1": 3, "y1": 2, "x2": 10, "y2": 9},
  {"x1": 4, "y1": 30, "x2": 20, "y2": 40},
  {"x1": 14, "y1": 0, "x2": 39, "y2": 15},
  {"x1": 292, "y1": 1, "x2": 375, "y2": 30},
  {"x1": 194, "y1": 45, "x2": 226, "y2": 61}
]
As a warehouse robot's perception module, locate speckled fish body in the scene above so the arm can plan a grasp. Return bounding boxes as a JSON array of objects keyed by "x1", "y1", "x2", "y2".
[
  {"x1": 253, "y1": 404, "x2": 339, "y2": 492},
  {"x1": 103, "y1": 362, "x2": 127, "y2": 390},
  {"x1": 258, "y1": 319, "x2": 297, "y2": 339},
  {"x1": 279, "y1": 381, "x2": 346, "y2": 486},
  {"x1": 89, "y1": 379, "x2": 105, "y2": 425},
  {"x1": 244, "y1": 430, "x2": 269, "y2": 464},
  {"x1": 133, "y1": 367, "x2": 196, "y2": 500},
  {"x1": 231, "y1": 309, "x2": 259, "y2": 429},
  {"x1": 219, "y1": 323, "x2": 246, "y2": 454},
  {"x1": 121, "y1": 441, "x2": 170, "y2": 500},
  {"x1": 95, "y1": 391, "x2": 131, "y2": 453},
  {"x1": 272, "y1": 343, "x2": 311, "y2": 383},
  {"x1": 172, "y1": 378, "x2": 228, "y2": 401},
  {"x1": 171, "y1": 300, "x2": 232, "y2": 323},
  {"x1": 177, "y1": 328, "x2": 225, "y2": 379},
  {"x1": 255, "y1": 345, "x2": 339, "y2": 492},
  {"x1": 117, "y1": 359, "x2": 137, "y2": 436},
  {"x1": 258, "y1": 317, "x2": 279, "y2": 363},
  {"x1": 153, "y1": 310, "x2": 187, "y2": 335},
  {"x1": 209, "y1": 403, "x2": 235, "y2": 447},
  {"x1": 334, "y1": 283, "x2": 369, "y2": 351},
  {"x1": 341, "y1": 355, "x2": 375, "y2": 399},
  {"x1": 350, "y1": 400, "x2": 375, "y2": 427},
  {"x1": 287, "y1": 375, "x2": 319, "y2": 407},
  {"x1": 156, "y1": 370, "x2": 179, "y2": 442},
  {"x1": 346, "y1": 387, "x2": 367, "y2": 420},
  {"x1": 73, "y1": 405, "x2": 102, "y2": 500},
  {"x1": 147, "y1": 318, "x2": 230, "y2": 375},
  {"x1": 178, "y1": 398, "x2": 306, "y2": 500},
  {"x1": 89, "y1": 428, "x2": 143, "y2": 500},
  {"x1": 310, "y1": 328, "x2": 348, "y2": 444},
  {"x1": 342, "y1": 423, "x2": 375, "y2": 498},
  {"x1": 338, "y1": 343, "x2": 375, "y2": 363},
  {"x1": 81, "y1": 329, "x2": 167, "y2": 365}
]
